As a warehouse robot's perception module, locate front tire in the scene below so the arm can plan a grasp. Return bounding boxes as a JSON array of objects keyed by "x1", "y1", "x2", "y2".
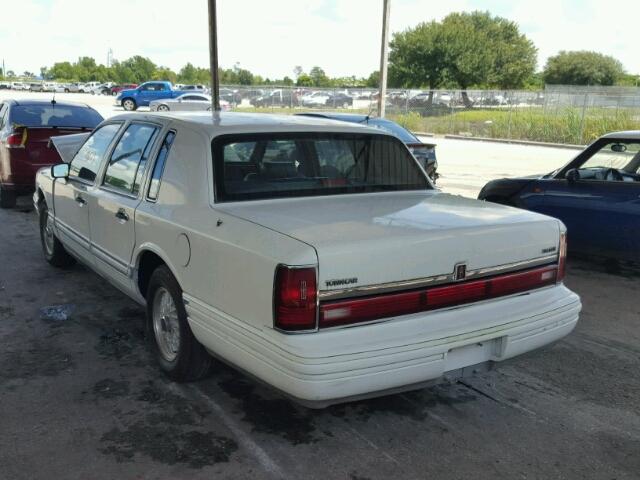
[
  {"x1": 157, "y1": 104, "x2": 169, "y2": 112},
  {"x1": 146, "y1": 266, "x2": 211, "y2": 381},
  {"x1": 39, "y1": 203, "x2": 75, "y2": 268},
  {"x1": 122, "y1": 98, "x2": 137, "y2": 111}
]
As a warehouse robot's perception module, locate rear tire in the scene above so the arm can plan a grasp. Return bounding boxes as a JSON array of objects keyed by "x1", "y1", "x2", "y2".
[
  {"x1": 39, "y1": 203, "x2": 75, "y2": 268},
  {"x1": 157, "y1": 104, "x2": 169, "y2": 112},
  {"x1": 0, "y1": 187, "x2": 16, "y2": 209},
  {"x1": 146, "y1": 266, "x2": 212, "y2": 382}
]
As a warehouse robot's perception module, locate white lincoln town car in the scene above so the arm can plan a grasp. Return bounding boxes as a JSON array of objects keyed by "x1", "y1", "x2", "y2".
[{"x1": 34, "y1": 112, "x2": 581, "y2": 407}]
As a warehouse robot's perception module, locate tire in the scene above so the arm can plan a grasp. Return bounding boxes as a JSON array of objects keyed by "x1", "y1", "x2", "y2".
[
  {"x1": 157, "y1": 104, "x2": 169, "y2": 112},
  {"x1": 39, "y1": 202, "x2": 75, "y2": 268},
  {"x1": 122, "y1": 98, "x2": 137, "y2": 111},
  {"x1": 146, "y1": 266, "x2": 211, "y2": 381},
  {"x1": 0, "y1": 187, "x2": 16, "y2": 209},
  {"x1": 64, "y1": 88, "x2": 69, "y2": 93}
]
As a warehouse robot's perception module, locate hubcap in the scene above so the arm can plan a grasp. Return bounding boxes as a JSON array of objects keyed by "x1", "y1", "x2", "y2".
[
  {"x1": 43, "y1": 213, "x2": 55, "y2": 255},
  {"x1": 152, "y1": 287, "x2": 181, "y2": 362},
  {"x1": 158, "y1": 105, "x2": 169, "y2": 111},
  {"x1": 124, "y1": 100, "x2": 134, "y2": 110}
]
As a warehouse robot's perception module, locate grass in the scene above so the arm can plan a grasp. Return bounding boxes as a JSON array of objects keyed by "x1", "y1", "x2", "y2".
[{"x1": 231, "y1": 105, "x2": 640, "y2": 145}]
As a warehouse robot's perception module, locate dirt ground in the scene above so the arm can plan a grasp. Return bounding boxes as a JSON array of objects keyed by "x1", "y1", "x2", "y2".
[{"x1": 0, "y1": 198, "x2": 638, "y2": 480}]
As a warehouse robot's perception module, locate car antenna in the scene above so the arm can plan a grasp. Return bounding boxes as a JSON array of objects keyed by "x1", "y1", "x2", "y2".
[{"x1": 51, "y1": 90, "x2": 57, "y2": 106}]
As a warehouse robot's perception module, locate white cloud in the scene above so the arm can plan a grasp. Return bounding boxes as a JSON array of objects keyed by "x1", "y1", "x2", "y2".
[{"x1": 2, "y1": 0, "x2": 639, "y2": 79}]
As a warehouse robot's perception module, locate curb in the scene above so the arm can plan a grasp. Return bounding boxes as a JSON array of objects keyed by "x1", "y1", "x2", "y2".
[{"x1": 440, "y1": 134, "x2": 585, "y2": 150}]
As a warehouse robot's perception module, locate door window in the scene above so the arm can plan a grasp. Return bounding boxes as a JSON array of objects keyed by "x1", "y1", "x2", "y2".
[
  {"x1": 69, "y1": 123, "x2": 122, "y2": 183},
  {"x1": 103, "y1": 123, "x2": 159, "y2": 195},
  {"x1": 578, "y1": 140, "x2": 640, "y2": 182}
]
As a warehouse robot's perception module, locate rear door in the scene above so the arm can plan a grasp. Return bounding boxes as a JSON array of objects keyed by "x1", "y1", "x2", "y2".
[
  {"x1": 53, "y1": 122, "x2": 122, "y2": 264},
  {"x1": 88, "y1": 121, "x2": 161, "y2": 292}
]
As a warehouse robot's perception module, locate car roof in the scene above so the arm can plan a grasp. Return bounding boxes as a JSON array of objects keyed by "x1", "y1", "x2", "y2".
[
  {"x1": 600, "y1": 131, "x2": 640, "y2": 140},
  {"x1": 108, "y1": 111, "x2": 391, "y2": 137},
  {"x1": 5, "y1": 98, "x2": 95, "y2": 109}
]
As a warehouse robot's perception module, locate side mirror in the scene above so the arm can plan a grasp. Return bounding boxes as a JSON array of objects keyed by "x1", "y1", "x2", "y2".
[
  {"x1": 51, "y1": 163, "x2": 69, "y2": 179},
  {"x1": 566, "y1": 168, "x2": 580, "y2": 183}
]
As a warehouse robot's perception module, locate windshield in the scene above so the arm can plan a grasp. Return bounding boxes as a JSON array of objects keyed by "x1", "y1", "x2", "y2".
[
  {"x1": 10, "y1": 104, "x2": 103, "y2": 128},
  {"x1": 367, "y1": 119, "x2": 418, "y2": 143},
  {"x1": 213, "y1": 132, "x2": 430, "y2": 202}
]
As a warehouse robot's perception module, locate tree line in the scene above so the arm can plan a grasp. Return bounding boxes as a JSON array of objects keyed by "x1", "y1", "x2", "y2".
[{"x1": 2, "y1": 11, "x2": 636, "y2": 90}]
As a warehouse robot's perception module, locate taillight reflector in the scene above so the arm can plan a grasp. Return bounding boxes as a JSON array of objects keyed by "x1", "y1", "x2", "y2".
[
  {"x1": 558, "y1": 232, "x2": 567, "y2": 281},
  {"x1": 274, "y1": 265, "x2": 317, "y2": 331},
  {"x1": 6, "y1": 129, "x2": 27, "y2": 148},
  {"x1": 319, "y1": 265, "x2": 558, "y2": 328}
]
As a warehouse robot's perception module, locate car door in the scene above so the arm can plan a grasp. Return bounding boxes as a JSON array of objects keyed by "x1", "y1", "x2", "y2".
[
  {"x1": 52, "y1": 123, "x2": 123, "y2": 264},
  {"x1": 138, "y1": 83, "x2": 166, "y2": 105},
  {"x1": 182, "y1": 95, "x2": 209, "y2": 111},
  {"x1": 88, "y1": 121, "x2": 161, "y2": 292},
  {"x1": 541, "y1": 139, "x2": 640, "y2": 261}
]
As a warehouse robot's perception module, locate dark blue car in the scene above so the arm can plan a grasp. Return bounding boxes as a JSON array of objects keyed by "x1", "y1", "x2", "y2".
[
  {"x1": 296, "y1": 113, "x2": 438, "y2": 182},
  {"x1": 478, "y1": 131, "x2": 640, "y2": 263}
]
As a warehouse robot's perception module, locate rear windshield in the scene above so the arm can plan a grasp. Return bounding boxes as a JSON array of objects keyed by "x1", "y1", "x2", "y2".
[
  {"x1": 368, "y1": 119, "x2": 418, "y2": 143},
  {"x1": 9, "y1": 104, "x2": 103, "y2": 128},
  {"x1": 213, "y1": 132, "x2": 430, "y2": 202}
]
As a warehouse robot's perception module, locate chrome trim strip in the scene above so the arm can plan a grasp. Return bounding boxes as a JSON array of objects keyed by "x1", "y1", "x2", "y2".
[
  {"x1": 318, "y1": 254, "x2": 558, "y2": 301},
  {"x1": 91, "y1": 242, "x2": 131, "y2": 276}
]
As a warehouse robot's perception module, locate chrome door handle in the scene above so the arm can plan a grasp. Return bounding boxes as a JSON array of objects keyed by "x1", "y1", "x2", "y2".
[
  {"x1": 75, "y1": 195, "x2": 86, "y2": 206},
  {"x1": 115, "y1": 209, "x2": 129, "y2": 222}
]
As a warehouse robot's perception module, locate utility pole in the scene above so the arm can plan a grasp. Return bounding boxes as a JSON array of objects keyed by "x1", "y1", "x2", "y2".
[
  {"x1": 377, "y1": 0, "x2": 391, "y2": 117},
  {"x1": 207, "y1": 0, "x2": 221, "y2": 112}
]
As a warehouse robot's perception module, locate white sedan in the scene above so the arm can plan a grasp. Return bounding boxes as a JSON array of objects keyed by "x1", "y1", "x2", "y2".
[
  {"x1": 149, "y1": 93, "x2": 230, "y2": 112},
  {"x1": 34, "y1": 112, "x2": 581, "y2": 407}
]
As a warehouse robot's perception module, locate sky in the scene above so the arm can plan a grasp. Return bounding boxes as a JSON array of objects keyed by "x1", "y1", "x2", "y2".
[{"x1": 2, "y1": 0, "x2": 638, "y2": 78}]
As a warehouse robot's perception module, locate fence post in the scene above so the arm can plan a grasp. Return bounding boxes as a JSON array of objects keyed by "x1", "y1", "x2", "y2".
[{"x1": 578, "y1": 92, "x2": 588, "y2": 144}]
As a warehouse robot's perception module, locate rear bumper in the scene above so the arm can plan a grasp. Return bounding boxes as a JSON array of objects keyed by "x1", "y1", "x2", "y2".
[{"x1": 185, "y1": 284, "x2": 580, "y2": 407}]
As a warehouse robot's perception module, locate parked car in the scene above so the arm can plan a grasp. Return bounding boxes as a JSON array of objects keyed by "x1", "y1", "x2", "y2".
[
  {"x1": 80, "y1": 82, "x2": 102, "y2": 93},
  {"x1": 109, "y1": 84, "x2": 138, "y2": 96},
  {"x1": 42, "y1": 82, "x2": 57, "y2": 92},
  {"x1": 297, "y1": 112, "x2": 438, "y2": 182},
  {"x1": 0, "y1": 99, "x2": 103, "y2": 208},
  {"x1": 29, "y1": 83, "x2": 44, "y2": 92},
  {"x1": 219, "y1": 88, "x2": 241, "y2": 105},
  {"x1": 116, "y1": 81, "x2": 191, "y2": 111},
  {"x1": 181, "y1": 84, "x2": 208, "y2": 93},
  {"x1": 300, "y1": 91, "x2": 331, "y2": 107},
  {"x1": 149, "y1": 93, "x2": 230, "y2": 112},
  {"x1": 324, "y1": 92, "x2": 354, "y2": 108},
  {"x1": 250, "y1": 89, "x2": 296, "y2": 107},
  {"x1": 0, "y1": 82, "x2": 13, "y2": 90},
  {"x1": 90, "y1": 82, "x2": 115, "y2": 95},
  {"x1": 34, "y1": 111, "x2": 580, "y2": 407},
  {"x1": 11, "y1": 82, "x2": 27, "y2": 91},
  {"x1": 59, "y1": 83, "x2": 84, "y2": 93},
  {"x1": 478, "y1": 131, "x2": 640, "y2": 263}
]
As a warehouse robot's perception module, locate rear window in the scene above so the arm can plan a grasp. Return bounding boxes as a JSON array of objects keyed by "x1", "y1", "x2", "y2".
[
  {"x1": 9, "y1": 104, "x2": 103, "y2": 128},
  {"x1": 213, "y1": 132, "x2": 430, "y2": 202},
  {"x1": 368, "y1": 120, "x2": 418, "y2": 143}
]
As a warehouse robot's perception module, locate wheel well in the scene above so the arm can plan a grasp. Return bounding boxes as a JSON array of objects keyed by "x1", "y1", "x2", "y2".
[
  {"x1": 137, "y1": 251, "x2": 166, "y2": 299},
  {"x1": 35, "y1": 188, "x2": 45, "y2": 206},
  {"x1": 484, "y1": 195, "x2": 512, "y2": 206}
]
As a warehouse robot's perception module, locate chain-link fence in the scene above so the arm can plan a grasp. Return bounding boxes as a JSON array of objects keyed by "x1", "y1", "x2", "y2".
[{"x1": 220, "y1": 85, "x2": 640, "y2": 145}]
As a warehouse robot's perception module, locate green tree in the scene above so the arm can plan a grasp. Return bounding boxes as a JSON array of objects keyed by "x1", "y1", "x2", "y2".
[
  {"x1": 153, "y1": 66, "x2": 177, "y2": 83},
  {"x1": 365, "y1": 71, "x2": 380, "y2": 88},
  {"x1": 296, "y1": 74, "x2": 313, "y2": 87},
  {"x1": 118, "y1": 56, "x2": 157, "y2": 83},
  {"x1": 282, "y1": 76, "x2": 294, "y2": 86},
  {"x1": 309, "y1": 66, "x2": 330, "y2": 87},
  {"x1": 543, "y1": 51, "x2": 624, "y2": 86},
  {"x1": 236, "y1": 68, "x2": 254, "y2": 85},
  {"x1": 178, "y1": 63, "x2": 198, "y2": 83}
]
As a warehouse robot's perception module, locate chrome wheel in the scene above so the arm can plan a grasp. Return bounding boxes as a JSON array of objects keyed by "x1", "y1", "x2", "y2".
[
  {"x1": 43, "y1": 213, "x2": 55, "y2": 255},
  {"x1": 157, "y1": 104, "x2": 169, "y2": 111},
  {"x1": 123, "y1": 99, "x2": 135, "y2": 111},
  {"x1": 152, "y1": 287, "x2": 181, "y2": 362}
]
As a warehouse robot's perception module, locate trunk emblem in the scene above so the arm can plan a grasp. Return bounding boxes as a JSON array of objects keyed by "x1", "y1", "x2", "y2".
[
  {"x1": 453, "y1": 263, "x2": 467, "y2": 281},
  {"x1": 325, "y1": 277, "x2": 358, "y2": 288}
]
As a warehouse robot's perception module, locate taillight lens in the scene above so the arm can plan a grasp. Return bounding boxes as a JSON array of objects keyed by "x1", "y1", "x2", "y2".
[
  {"x1": 6, "y1": 128, "x2": 26, "y2": 148},
  {"x1": 319, "y1": 265, "x2": 558, "y2": 328},
  {"x1": 274, "y1": 265, "x2": 317, "y2": 331},
  {"x1": 557, "y1": 232, "x2": 567, "y2": 282}
]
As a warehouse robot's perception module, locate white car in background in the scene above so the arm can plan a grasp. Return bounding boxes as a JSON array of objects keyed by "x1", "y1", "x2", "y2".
[
  {"x1": 11, "y1": 82, "x2": 28, "y2": 90},
  {"x1": 34, "y1": 112, "x2": 581, "y2": 407},
  {"x1": 300, "y1": 91, "x2": 331, "y2": 107},
  {"x1": 42, "y1": 82, "x2": 57, "y2": 92},
  {"x1": 149, "y1": 93, "x2": 230, "y2": 112},
  {"x1": 81, "y1": 82, "x2": 102, "y2": 93}
]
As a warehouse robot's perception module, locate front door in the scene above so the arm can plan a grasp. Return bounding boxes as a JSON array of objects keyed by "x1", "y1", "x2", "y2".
[
  {"x1": 53, "y1": 123, "x2": 122, "y2": 263},
  {"x1": 89, "y1": 122, "x2": 161, "y2": 291}
]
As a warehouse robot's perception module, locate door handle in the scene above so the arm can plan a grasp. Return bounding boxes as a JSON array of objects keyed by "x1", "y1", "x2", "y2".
[
  {"x1": 75, "y1": 195, "x2": 86, "y2": 206},
  {"x1": 115, "y1": 208, "x2": 129, "y2": 222}
]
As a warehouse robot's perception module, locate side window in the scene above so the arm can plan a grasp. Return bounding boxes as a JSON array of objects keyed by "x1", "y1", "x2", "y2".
[
  {"x1": 103, "y1": 123, "x2": 159, "y2": 195},
  {"x1": 0, "y1": 103, "x2": 7, "y2": 129},
  {"x1": 147, "y1": 131, "x2": 176, "y2": 201},
  {"x1": 69, "y1": 123, "x2": 121, "y2": 183}
]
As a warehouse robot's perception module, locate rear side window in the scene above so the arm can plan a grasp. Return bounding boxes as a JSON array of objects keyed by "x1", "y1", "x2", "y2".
[
  {"x1": 9, "y1": 104, "x2": 103, "y2": 128},
  {"x1": 147, "y1": 131, "x2": 176, "y2": 201},
  {"x1": 103, "y1": 123, "x2": 159, "y2": 195},
  {"x1": 69, "y1": 123, "x2": 122, "y2": 183}
]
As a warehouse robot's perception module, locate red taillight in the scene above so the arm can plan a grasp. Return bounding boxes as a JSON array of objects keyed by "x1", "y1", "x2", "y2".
[
  {"x1": 6, "y1": 129, "x2": 26, "y2": 148},
  {"x1": 557, "y1": 232, "x2": 567, "y2": 282},
  {"x1": 274, "y1": 265, "x2": 317, "y2": 331},
  {"x1": 319, "y1": 265, "x2": 558, "y2": 328}
]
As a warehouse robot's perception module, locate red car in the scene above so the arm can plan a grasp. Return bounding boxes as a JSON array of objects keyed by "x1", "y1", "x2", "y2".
[
  {"x1": 0, "y1": 99, "x2": 103, "y2": 208},
  {"x1": 109, "y1": 84, "x2": 138, "y2": 96}
]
